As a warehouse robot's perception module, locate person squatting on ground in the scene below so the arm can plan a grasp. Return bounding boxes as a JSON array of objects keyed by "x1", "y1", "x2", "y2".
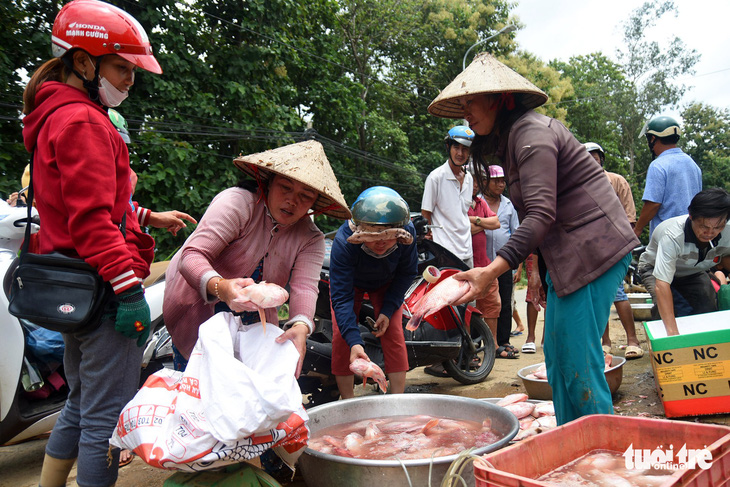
[
  {"x1": 329, "y1": 187, "x2": 418, "y2": 398},
  {"x1": 638, "y1": 188, "x2": 730, "y2": 336},
  {"x1": 634, "y1": 115, "x2": 702, "y2": 239},
  {"x1": 163, "y1": 140, "x2": 350, "y2": 373},
  {"x1": 482, "y1": 164, "x2": 522, "y2": 358},
  {"x1": 429, "y1": 53, "x2": 639, "y2": 425},
  {"x1": 21, "y1": 1, "x2": 162, "y2": 485},
  {"x1": 585, "y1": 142, "x2": 644, "y2": 360}
]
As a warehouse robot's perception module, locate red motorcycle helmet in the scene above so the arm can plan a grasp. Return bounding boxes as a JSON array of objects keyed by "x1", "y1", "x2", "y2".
[{"x1": 51, "y1": 0, "x2": 162, "y2": 74}]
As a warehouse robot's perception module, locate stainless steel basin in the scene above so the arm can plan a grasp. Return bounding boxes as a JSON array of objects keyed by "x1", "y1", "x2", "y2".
[{"x1": 298, "y1": 394, "x2": 519, "y2": 487}]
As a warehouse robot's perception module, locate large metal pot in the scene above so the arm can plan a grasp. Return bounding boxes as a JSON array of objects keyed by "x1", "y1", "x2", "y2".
[{"x1": 298, "y1": 394, "x2": 519, "y2": 487}]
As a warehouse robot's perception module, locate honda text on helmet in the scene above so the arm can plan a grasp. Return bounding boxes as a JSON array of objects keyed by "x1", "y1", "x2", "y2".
[
  {"x1": 52, "y1": 0, "x2": 162, "y2": 107},
  {"x1": 640, "y1": 115, "x2": 681, "y2": 159}
]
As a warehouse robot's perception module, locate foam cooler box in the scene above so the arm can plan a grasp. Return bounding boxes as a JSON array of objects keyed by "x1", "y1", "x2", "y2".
[
  {"x1": 644, "y1": 310, "x2": 730, "y2": 418},
  {"x1": 475, "y1": 415, "x2": 730, "y2": 487}
]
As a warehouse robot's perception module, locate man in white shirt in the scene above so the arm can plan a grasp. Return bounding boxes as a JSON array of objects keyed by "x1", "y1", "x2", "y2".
[
  {"x1": 638, "y1": 188, "x2": 730, "y2": 335},
  {"x1": 421, "y1": 125, "x2": 475, "y2": 267}
]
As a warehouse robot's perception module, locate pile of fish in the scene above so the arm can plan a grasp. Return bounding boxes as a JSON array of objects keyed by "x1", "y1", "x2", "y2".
[
  {"x1": 538, "y1": 449, "x2": 675, "y2": 486},
  {"x1": 496, "y1": 393, "x2": 557, "y2": 441},
  {"x1": 308, "y1": 414, "x2": 500, "y2": 460},
  {"x1": 524, "y1": 354, "x2": 614, "y2": 381}
]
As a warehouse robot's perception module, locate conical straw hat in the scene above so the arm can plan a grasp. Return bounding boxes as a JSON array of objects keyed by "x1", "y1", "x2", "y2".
[
  {"x1": 234, "y1": 140, "x2": 351, "y2": 220},
  {"x1": 429, "y1": 52, "x2": 548, "y2": 119}
]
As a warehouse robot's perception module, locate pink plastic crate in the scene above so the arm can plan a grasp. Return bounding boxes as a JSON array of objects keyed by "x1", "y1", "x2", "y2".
[{"x1": 474, "y1": 414, "x2": 730, "y2": 487}]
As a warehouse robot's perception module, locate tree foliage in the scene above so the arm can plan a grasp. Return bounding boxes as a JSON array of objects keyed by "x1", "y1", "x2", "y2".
[
  {"x1": 2, "y1": 0, "x2": 722, "y2": 258},
  {"x1": 681, "y1": 103, "x2": 730, "y2": 192}
]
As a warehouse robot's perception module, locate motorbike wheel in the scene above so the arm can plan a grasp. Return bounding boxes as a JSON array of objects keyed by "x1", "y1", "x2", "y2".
[{"x1": 442, "y1": 315, "x2": 495, "y2": 385}]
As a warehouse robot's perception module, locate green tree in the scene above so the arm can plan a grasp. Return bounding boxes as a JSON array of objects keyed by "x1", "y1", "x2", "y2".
[
  {"x1": 681, "y1": 103, "x2": 730, "y2": 191},
  {"x1": 615, "y1": 0, "x2": 700, "y2": 176}
]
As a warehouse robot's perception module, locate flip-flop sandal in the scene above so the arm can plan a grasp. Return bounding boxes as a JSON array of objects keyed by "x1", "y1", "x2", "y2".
[
  {"x1": 510, "y1": 330, "x2": 523, "y2": 336},
  {"x1": 496, "y1": 345, "x2": 519, "y2": 359},
  {"x1": 503, "y1": 344, "x2": 520, "y2": 354},
  {"x1": 521, "y1": 342, "x2": 537, "y2": 353},
  {"x1": 424, "y1": 364, "x2": 450, "y2": 378},
  {"x1": 624, "y1": 345, "x2": 644, "y2": 359},
  {"x1": 119, "y1": 450, "x2": 135, "y2": 467}
]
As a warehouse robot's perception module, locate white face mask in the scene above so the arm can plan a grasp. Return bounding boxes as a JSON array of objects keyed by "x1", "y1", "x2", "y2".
[
  {"x1": 85, "y1": 56, "x2": 129, "y2": 107},
  {"x1": 98, "y1": 75, "x2": 129, "y2": 107}
]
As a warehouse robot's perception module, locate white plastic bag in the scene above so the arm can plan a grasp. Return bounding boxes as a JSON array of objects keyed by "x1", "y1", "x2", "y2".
[{"x1": 110, "y1": 313, "x2": 309, "y2": 471}]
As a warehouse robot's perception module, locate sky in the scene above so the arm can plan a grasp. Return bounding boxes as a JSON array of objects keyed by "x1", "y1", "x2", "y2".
[{"x1": 509, "y1": 0, "x2": 730, "y2": 116}]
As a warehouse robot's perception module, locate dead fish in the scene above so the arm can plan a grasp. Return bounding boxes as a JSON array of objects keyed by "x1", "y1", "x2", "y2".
[
  {"x1": 349, "y1": 358, "x2": 388, "y2": 393},
  {"x1": 496, "y1": 393, "x2": 529, "y2": 406},
  {"x1": 230, "y1": 281, "x2": 289, "y2": 333},
  {"x1": 504, "y1": 401, "x2": 536, "y2": 419},
  {"x1": 405, "y1": 276, "x2": 471, "y2": 331},
  {"x1": 534, "y1": 402, "x2": 555, "y2": 417},
  {"x1": 514, "y1": 427, "x2": 542, "y2": 441}
]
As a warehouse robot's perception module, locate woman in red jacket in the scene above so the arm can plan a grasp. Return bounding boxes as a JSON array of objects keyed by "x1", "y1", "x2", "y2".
[{"x1": 21, "y1": 1, "x2": 162, "y2": 485}]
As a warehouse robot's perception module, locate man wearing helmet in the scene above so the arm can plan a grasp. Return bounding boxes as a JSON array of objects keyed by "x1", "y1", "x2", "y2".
[
  {"x1": 585, "y1": 142, "x2": 643, "y2": 360},
  {"x1": 329, "y1": 187, "x2": 418, "y2": 398},
  {"x1": 421, "y1": 125, "x2": 475, "y2": 267},
  {"x1": 21, "y1": 1, "x2": 162, "y2": 485},
  {"x1": 634, "y1": 115, "x2": 702, "y2": 238}
]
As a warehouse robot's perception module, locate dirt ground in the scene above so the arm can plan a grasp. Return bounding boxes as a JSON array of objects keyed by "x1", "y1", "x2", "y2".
[{"x1": 2, "y1": 287, "x2": 728, "y2": 486}]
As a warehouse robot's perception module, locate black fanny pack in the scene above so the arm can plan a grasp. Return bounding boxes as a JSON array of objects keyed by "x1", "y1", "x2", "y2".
[{"x1": 9, "y1": 252, "x2": 112, "y2": 333}]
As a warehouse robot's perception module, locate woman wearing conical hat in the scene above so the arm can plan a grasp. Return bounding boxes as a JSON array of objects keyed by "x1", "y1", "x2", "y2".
[
  {"x1": 163, "y1": 140, "x2": 350, "y2": 374},
  {"x1": 429, "y1": 53, "x2": 639, "y2": 425}
]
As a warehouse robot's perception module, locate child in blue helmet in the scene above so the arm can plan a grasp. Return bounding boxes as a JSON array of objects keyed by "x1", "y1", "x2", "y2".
[{"x1": 329, "y1": 186, "x2": 418, "y2": 398}]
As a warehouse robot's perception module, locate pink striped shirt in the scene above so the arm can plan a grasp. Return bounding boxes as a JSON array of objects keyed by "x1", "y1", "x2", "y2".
[{"x1": 163, "y1": 187, "x2": 325, "y2": 358}]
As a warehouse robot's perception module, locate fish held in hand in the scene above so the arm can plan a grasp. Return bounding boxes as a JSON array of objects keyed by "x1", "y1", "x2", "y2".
[
  {"x1": 405, "y1": 276, "x2": 472, "y2": 331},
  {"x1": 349, "y1": 358, "x2": 388, "y2": 393},
  {"x1": 230, "y1": 281, "x2": 289, "y2": 333}
]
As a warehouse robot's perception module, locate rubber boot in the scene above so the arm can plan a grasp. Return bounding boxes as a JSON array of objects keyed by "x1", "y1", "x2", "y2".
[{"x1": 39, "y1": 454, "x2": 76, "y2": 487}]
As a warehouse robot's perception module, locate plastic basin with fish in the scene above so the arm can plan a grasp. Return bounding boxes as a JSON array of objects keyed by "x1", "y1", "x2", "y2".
[
  {"x1": 298, "y1": 394, "x2": 519, "y2": 487},
  {"x1": 517, "y1": 357, "x2": 626, "y2": 401}
]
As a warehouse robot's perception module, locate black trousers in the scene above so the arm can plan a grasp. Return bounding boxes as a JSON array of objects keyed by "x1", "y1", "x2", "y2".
[{"x1": 496, "y1": 270, "x2": 513, "y2": 346}]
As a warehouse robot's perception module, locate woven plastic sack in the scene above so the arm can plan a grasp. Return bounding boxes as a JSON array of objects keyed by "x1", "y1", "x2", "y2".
[{"x1": 110, "y1": 313, "x2": 309, "y2": 471}]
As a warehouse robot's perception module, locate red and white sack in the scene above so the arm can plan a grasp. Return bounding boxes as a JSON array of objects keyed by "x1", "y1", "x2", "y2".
[{"x1": 110, "y1": 313, "x2": 309, "y2": 471}]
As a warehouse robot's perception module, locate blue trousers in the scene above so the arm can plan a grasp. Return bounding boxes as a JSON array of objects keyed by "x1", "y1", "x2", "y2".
[
  {"x1": 45, "y1": 317, "x2": 143, "y2": 487},
  {"x1": 543, "y1": 253, "x2": 631, "y2": 425}
]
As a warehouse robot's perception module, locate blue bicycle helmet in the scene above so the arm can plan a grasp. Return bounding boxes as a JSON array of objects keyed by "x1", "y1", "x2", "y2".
[
  {"x1": 351, "y1": 186, "x2": 410, "y2": 226},
  {"x1": 445, "y1": 125, "x2": 475, "y2": 148}
]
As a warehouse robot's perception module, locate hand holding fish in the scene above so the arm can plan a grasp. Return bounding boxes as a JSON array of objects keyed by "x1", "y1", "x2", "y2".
[
  {"x1": 349, "y1": 358, "x2": 388, "y2": 393},
  {"x1": 451, "y1": 256, "x2": 512, "y2": 305},
  {"x1": 217, "y1": 279, "x2": 289, "y2": 333}
]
